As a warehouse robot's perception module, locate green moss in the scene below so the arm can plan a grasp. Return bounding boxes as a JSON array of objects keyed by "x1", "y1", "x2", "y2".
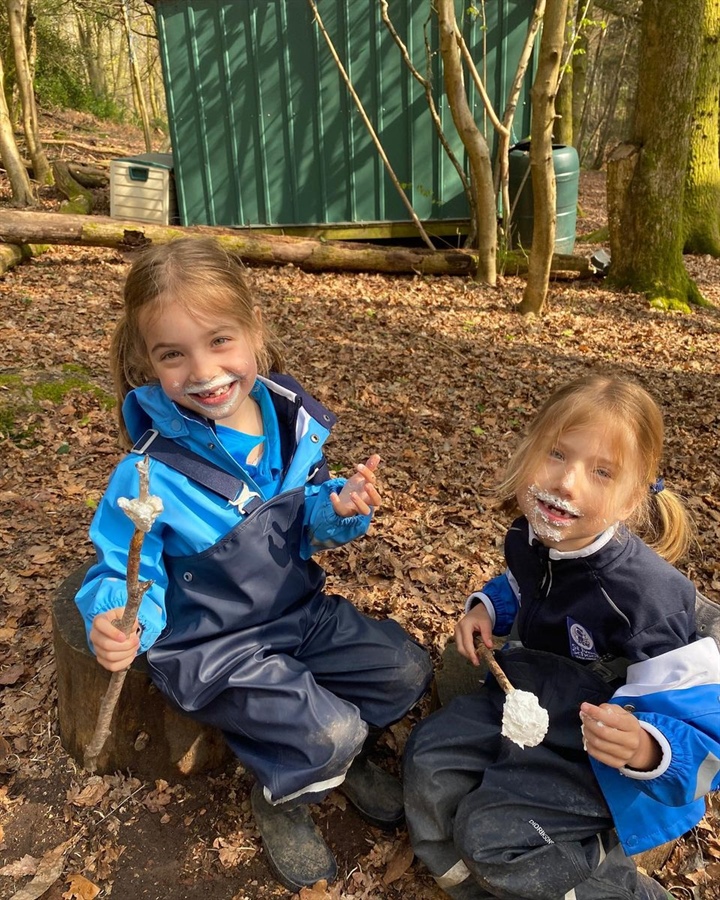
[
  {"x1": 577, "y1": 225, "x2": 609, "y2": 244},
  {"x1": 20, "y1": 374, "x2": 115, "y2": 409},
  {"x1": 0, "y1": 371, "x2": 115, "y2": 446}
]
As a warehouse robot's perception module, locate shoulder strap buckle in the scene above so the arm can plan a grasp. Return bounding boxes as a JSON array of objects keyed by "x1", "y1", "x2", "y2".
[{"x1": 132, "y1": 429, "x2": 159, "y2": 455}]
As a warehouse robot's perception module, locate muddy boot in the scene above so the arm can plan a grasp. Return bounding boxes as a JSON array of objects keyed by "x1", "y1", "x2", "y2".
[
  {"x1": 339, "y1": 756, "x2": 405, "y2": 830},
  {"x1": 250, "y1": 783, "x2": 337, "y2": 892}
]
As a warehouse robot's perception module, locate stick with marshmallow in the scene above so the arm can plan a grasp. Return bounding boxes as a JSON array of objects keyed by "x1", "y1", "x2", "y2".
[{"x1": 479, "y1": 644, "x2": 550, "y2": 749}]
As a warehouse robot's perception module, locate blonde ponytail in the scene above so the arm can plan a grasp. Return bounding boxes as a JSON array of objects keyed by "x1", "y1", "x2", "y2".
[{"x1": 635, "y1": 485, "x2": 695, "y2": 564}]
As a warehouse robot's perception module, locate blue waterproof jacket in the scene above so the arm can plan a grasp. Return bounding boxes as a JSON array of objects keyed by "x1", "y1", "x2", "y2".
[
  {"x1": 75, "y1": 374, "x2": 373, "y2": 653},
  {"x1": 470, "y1": 517, "x2": 720, "y2": 854}
]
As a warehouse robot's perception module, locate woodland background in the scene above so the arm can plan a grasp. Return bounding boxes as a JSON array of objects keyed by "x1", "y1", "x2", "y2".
[{"x1": 1, "y1": 2, "x2": 720, "y2": 900}]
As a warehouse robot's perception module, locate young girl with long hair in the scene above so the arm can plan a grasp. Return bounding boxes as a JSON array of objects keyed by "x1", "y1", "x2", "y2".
[
  {"x1": 404, "y1": 374, "x2": 720, "y2": 900},
  {"x1": 76, "y1": 237, "x2": 432, "y2": 893}
]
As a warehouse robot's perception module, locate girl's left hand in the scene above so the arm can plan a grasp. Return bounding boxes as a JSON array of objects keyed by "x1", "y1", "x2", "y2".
[
  {"x1": 580, "y1": 701, "x2": 662, "y2": 771},
  {"x1": 330, "y1": 454, "x2": 382, "y2": 518}
]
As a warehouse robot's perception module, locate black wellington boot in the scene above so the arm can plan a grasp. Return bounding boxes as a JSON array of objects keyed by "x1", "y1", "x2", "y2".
[
  {"x1": 250, "y1": 783, "x2": 337, "y2": 893},
  {"x1": 338, "y1": 755, "x2": 405, "y2": 830}
]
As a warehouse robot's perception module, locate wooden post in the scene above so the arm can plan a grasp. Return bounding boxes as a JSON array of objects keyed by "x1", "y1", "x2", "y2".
[{"x1": 53, "y1": 564, "x2": 229, "y2": 779}]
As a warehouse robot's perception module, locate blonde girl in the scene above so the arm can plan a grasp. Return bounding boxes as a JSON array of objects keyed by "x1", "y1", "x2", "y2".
[
  {"x1": 404, "y1": 374, "x2": 720, "y2": 900},
  {"x1": 76, "y1": 238, "x2": 432, "y2": 894}
]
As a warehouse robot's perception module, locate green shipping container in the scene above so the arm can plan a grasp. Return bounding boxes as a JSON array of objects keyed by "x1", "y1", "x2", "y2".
[{"x1": 150, "y1": 0, "x2": 537, "y2": 233}]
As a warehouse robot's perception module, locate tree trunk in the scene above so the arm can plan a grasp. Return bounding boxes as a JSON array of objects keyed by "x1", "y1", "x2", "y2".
[
  {"x1": 683, "y1": 0, "x2": 720, "y2": 256},
  {"x1": 0, "y1": 240, "x2": 46, "y2": 274},
  {"x1": 68, "y1": 163, "x2": 109, "y2": 189},
  {"x1": 436, "y1": 0, "x2": 496, "y2": 284},
  {"x1": 379, "y1": 0, "x2": 476, "y2": 246},
  {"x1": 5, "y1": 0, "x2": 52, "y2": 185},
  {"x1": 588, "y1": 35, "x2": 631, "y2": 169},
  {"x1": 607, "y1": 0, "x2": 706, "y2": 310},
  {"x1": 518, "y1": 0, "x2": 569, "y2": 315},
  {"x1": 0, "y1": 48, "x2": 36, "y2": 206},
  {"x1": 75, "y1": 4, "x2": 109, "y2": 101},
  {"x1": 554, "y1": 0, "x2": 576, "y2": 146},
  {"x1": 571, "y1": 2, "x2": 589, "y2": 145},
  {"x1": 52, "y1": 160, "x2": 94, "y2": 214},
  {"x1": 495, "y1": 0, "x2": 546, "y2": 251},
  {"x1": 121, "y1": 0, "x2": 153, "y2": 152},
  {"x1": 501, "y1": 249, "x2": 594, "y2": 277},
  {"x1": 54, "y1": 565, "x2": 229, "y2": 779}
]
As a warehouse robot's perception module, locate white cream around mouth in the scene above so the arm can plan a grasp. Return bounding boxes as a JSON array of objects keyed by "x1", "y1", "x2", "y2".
[
  {"x1": 185, "y1": 375, "x2": 237, "y2": 398},
  {"x1": 184, "y1": 376, "x2": 241, "y2": 418},
  {"x1": 524, "y1": 486, "x2": 582, "y2": 543}
]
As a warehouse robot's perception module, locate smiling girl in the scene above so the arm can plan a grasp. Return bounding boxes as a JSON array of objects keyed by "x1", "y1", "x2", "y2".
[
  {"x1": 403, "y1": 374, "x2": 720, "y2": 900},
  {"x1": 75, "y1": 237, "x2": 431, "y2": 893}
]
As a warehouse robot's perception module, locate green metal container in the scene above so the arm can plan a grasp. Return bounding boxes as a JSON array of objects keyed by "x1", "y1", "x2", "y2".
[
  {"x1": 150, "y1": 0, "x2": 538, "y2": 233},
  {"x1": 508, "y1": 142, "x2": 580, "y2": 254}
]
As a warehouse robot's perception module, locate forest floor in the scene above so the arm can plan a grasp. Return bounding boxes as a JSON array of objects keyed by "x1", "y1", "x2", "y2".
[{"x1": 1, "y1": 109, "x2": 720, "y2": 900}]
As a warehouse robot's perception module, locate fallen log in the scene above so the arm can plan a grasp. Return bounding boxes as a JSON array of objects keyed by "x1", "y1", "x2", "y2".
[
  {"x1": 0, "y1": 241, "x2": 48, "y2": 275},
  {"x1": 0, "y1": 210, "x2": 477, "y2": 276},
  {"x1": 500, "y1": 249, "x2": 594, "y2": 278},
  {"x1": 0, "y1": 210, "x2": 598, "y2": 278}
]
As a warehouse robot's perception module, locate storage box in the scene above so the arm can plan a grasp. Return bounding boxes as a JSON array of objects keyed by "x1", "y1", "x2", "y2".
[{"x1": 110, "y1": 153, "x2": 178, "y2": 225}]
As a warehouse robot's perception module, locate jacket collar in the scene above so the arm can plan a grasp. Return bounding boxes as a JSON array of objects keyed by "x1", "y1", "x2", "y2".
[{"x1": 527, "y1": 521, "x2": 621, "y2": 561}]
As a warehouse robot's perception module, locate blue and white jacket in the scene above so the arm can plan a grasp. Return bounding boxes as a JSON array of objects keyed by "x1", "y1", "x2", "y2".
[
  {"x1": 468, "y1": 516, "x2": 720, "y2": 854},
  {"x1": 76, "y1": 374, "x2": 372, "y2": 653}
]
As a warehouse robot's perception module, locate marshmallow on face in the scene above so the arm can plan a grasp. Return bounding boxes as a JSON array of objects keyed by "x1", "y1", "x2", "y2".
[{"x1": 516, "y1": 424, "x2": 636, "y2": 553}]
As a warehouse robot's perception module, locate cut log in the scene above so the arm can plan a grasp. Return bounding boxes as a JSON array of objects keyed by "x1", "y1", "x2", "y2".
[
  {"x1": 53, "y1": 563, "x2": 229, "y2": 779},
  {"x1": 68, "y1": 163, "x2": 109, "y2": 188},
  {"x1": 0, "y1": 210, "x2": 596, "y2": 278},
  {"x1": 51, "y1": 161, "x2": 94, "y2": 215}
]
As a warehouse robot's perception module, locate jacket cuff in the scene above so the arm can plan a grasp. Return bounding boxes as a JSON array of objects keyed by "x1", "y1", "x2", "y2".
[
  {"x1": 465, "y1": 592, "x2": 497, "y2": 629},
  {"x1": 619, "y1": 721, "x2": 672, "y2": 780}
]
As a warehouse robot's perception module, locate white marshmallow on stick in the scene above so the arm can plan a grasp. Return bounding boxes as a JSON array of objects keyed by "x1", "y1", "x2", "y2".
[{"x1": 479, "y1": 644, "x2": 549, "y2": 749}]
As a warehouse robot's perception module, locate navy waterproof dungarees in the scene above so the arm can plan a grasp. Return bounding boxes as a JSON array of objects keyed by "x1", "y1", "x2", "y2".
[{"x1": 139, "y1": 437, "x2": 431, "y2": 804}]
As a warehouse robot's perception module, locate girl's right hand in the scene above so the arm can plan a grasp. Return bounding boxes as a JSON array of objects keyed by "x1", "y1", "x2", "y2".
[
  {"x1": 89, "y1": 607, "x2": 141, "y2": 672},
  {"x1": 454, "y1": 603, "x2": 494, "y2": 666}
]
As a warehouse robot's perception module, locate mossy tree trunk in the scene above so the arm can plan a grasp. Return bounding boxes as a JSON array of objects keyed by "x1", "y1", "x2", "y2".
[
  {"x1": 683, "y1": 0, "x2": 720, "y2": 256},
  {"x1": 606, "y1": 0, "x2": 705, "y2": 310}
]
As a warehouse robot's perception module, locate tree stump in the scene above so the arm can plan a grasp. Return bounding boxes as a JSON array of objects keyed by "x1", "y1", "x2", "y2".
[
  {"x1": 53, "y1": 563, "x2": 229, "y2": 779},
  {"x1": 432, "y1": 639, "x2": 674, "y2": 876}
]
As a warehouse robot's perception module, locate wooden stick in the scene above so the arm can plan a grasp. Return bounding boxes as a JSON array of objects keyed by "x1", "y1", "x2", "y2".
[
  {"x1": 84, "y1": 456, "x2": 160, "y2": 773},
  {"x1": 478, "y1": 644, "x2": 515, "y2": 695}
]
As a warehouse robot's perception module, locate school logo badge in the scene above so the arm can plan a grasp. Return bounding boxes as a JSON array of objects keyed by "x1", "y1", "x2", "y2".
[{"x1": 567, "y1": 617, "x2": 599, "y2": 660}]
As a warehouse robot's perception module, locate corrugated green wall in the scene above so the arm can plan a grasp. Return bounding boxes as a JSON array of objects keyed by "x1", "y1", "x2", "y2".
[{"x1": 152, "y1": 0, "x2": 536, "y2": 229}]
